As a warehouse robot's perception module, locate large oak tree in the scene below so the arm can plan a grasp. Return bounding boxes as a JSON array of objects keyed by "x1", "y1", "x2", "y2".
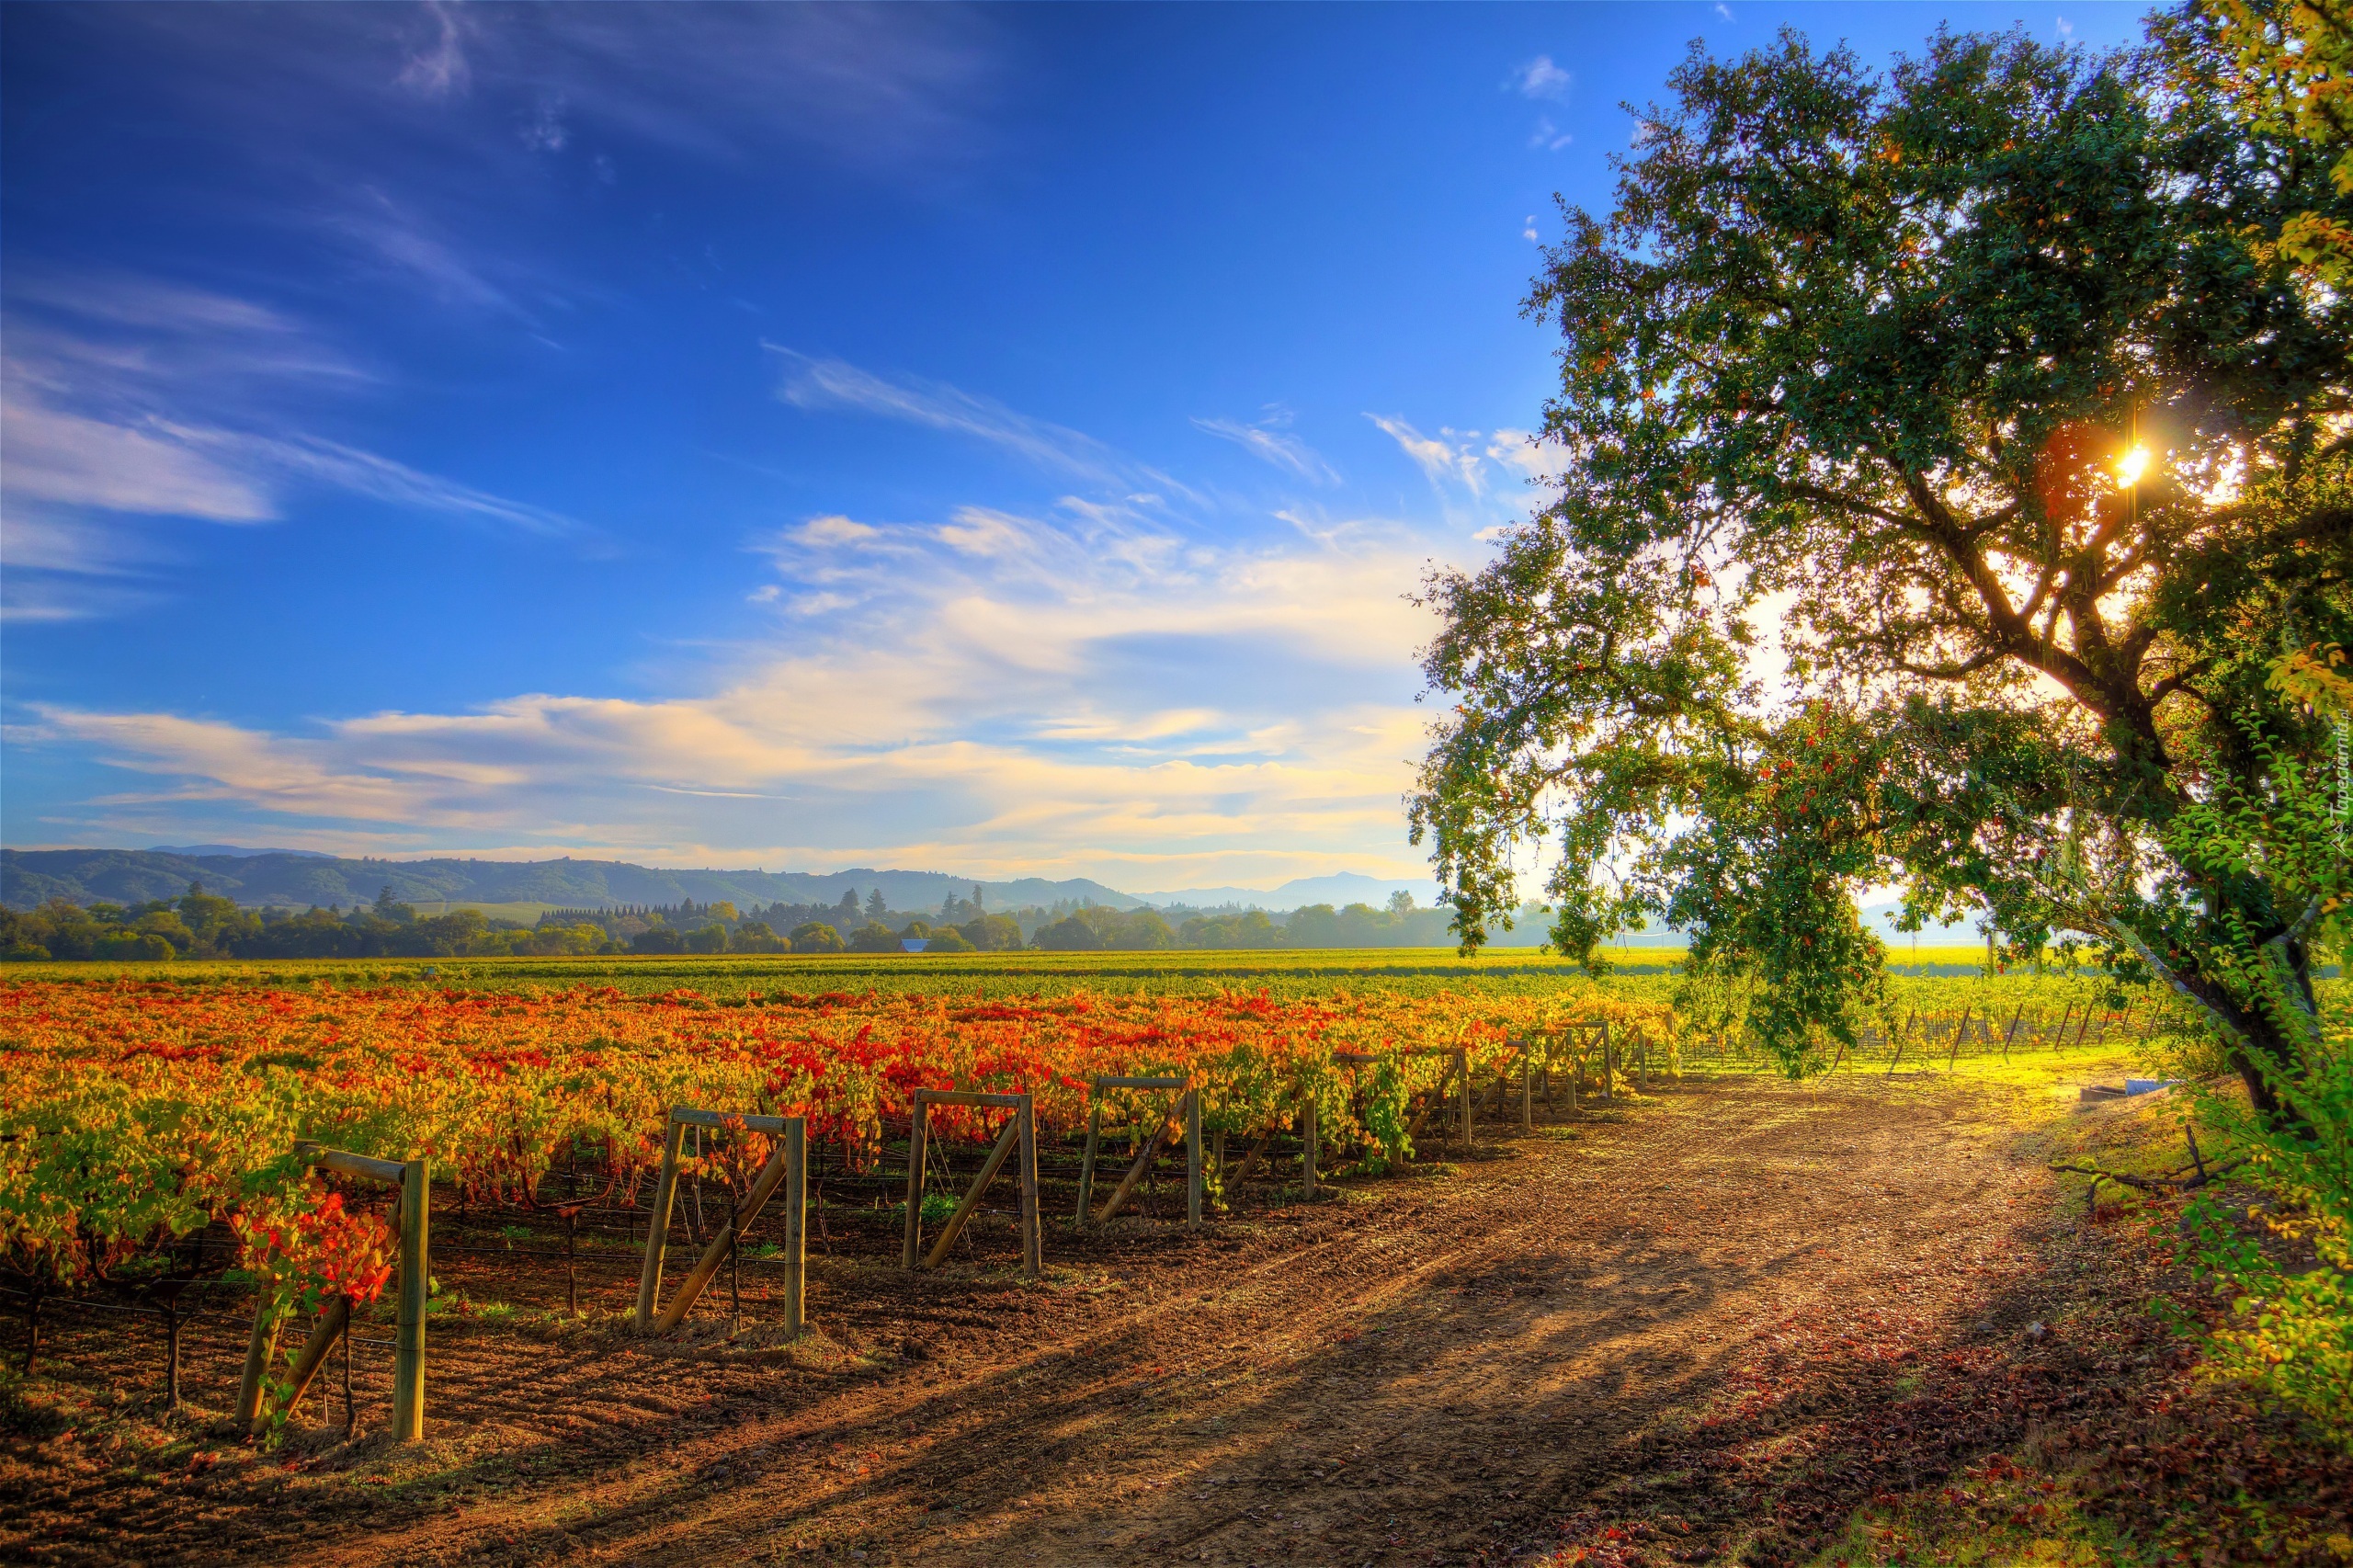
[{"x1": 1410, "y1": 11, "x2": 2353, "y2": 1114}]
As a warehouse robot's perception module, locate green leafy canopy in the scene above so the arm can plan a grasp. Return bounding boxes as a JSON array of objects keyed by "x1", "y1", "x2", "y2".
[{"x1": 1411, "y1": 13, "x2": 2353, "y2": 1093}]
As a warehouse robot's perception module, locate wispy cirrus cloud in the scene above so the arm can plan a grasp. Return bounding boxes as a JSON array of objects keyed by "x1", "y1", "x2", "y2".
[
  {"x1": 1191, "y1": 409, "x2": 1338, "y2": 484},
  {"x1": 768, "y1": 347, "x2": 1192, "y2": 501},
  {"x1": 395, "y1": 0, "x2": 472, "y2": 97},
  {"x1": 324, "y1": 189, "x2": 528, "y2": 317},
  {"x1": 0, "y1": 271, "x2": 580, "y2": 619},
  {"x1": 1366, "y1": 414, "x2": 1552, "y2": 501}
]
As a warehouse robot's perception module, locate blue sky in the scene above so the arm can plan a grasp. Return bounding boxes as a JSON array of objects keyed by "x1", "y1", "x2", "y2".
[{"x1": 1, "y1": 2, "x2": 2152, "y2": 892}]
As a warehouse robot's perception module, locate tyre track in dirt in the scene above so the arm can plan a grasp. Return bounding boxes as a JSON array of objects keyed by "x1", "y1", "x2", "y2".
[{"x1": 8, "y1": 1075, "x2": 2069, "y2": 1567}]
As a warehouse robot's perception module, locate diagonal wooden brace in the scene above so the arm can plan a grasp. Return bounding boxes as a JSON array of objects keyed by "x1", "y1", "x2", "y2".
[
  {"x1": 922, "y1": 1116, "x2": 1023, "y2": 1268},
  {"x1": 655, "y1": 1136, "x2": 794, "y2": 1330},
  {"x1": 1225, "y1": 1119, "x2": 1278, "y2": 1192},
  {"x1": 1093, "y1": 1113, "x2": 1176, "y2": 1226},
  {"x1": 270, "y1": 1295, "x2": 354, "y2": 1428}
]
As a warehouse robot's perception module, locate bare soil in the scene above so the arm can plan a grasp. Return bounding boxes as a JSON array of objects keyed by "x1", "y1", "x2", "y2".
[{"x1": 2, "y1": 1071, "x2": 2339, "y2": 1567}]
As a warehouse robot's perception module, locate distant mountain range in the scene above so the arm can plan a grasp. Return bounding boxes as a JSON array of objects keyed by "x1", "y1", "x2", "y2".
[
  {"x1": 0, "y1": 847, "x2": 2001, "y2": 942},
  {"x1": 1135, "y1": 871, "x2": 1442, "y2": 912},
  {"x1": 146, "y1": 844, "x2": 333, "y2": 859},
  {"x1": 0, "y1": 848, "x2": 1147, "y2": 915}
]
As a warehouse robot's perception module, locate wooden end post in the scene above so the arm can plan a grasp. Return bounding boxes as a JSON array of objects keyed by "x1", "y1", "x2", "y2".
[
  {"x1": 1601, "y1": 1022, "x2": 1615, "y2": 1102},
  {"x1": 1454, "y1": 1049, "x2": 1470, "y2": 1147},
  {"x1": 784, "y1": 1117, "x2": 807, "y2": 1335},
  {"x1": 1185, "y1": 1089, "x2": 1203, "y2": 1229},
  {"x1": 1519, "y1": 1043, "x2": 1532, "y2": 1131},
  {"x1": 163, "y1": 1289, "x2": 182, "y2": 1409},
  {"x1": 392, "y1": 1155, "x2": 428, "y2": 1442},
  {"x1": 1017, "y1": 1094, "x2": 1040, "y2": 1279},
  {"x1": 1301, "y1": 1098, "x2": 1318, "y2": 1195},
  {"x1": 1074, "y1": 1101, "x2": 1102, "y2": 1229},
  {"x1": 634, "y1": 1117, "x2": 688, "y2": 1329},
  {"x1": 1949, "y1": 1006, "x2": 1972, "y2": 1072},
  {"x1": 902, "y1": 1095, "x2": 929, "y2": 1270}
]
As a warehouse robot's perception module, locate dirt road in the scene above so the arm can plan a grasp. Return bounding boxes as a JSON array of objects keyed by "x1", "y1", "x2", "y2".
[{"x1": 5, "y1": 1074, "x2": 2158, "y2": 1567}]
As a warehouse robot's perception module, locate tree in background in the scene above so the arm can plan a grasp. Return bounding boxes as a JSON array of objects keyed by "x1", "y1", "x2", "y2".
[
  {"x1": 1030, "y1": 915, "x2": 1104, "y2": 951},
  {"x1": 732, "y1": 920, "x2": 787, "y2": 953},
  {"x1": 961, "y1": 913, "x2": 1024, "y2": 951},
  {"x1": 789, "y1": 920, "x2": 846, "y2": 954},
  {"x1": 1410, "y1": 15, "x2": 2352, "y2": 1108},
  {"x1": 865, "y1": 889, "x2": 887, "y2": 921}
]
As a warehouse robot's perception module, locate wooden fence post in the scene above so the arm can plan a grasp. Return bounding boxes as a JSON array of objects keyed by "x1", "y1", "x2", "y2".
[
  {"x1": 1454, "y1": 1049, "x2": 1471, "y2": 1147},
  {"x1": 902, "y1": 1095, "x2": 930, "y2": 1270},
  {"x1": 1301, "y1": 1099, "x2": 1318, "y2": 1194},
  {"x1": 1519, "y1": 1044, "x2": 1533, "y2": 1131},
  {"x1": 1018, "y1": 1095, "x2": 1041, "y2": 1278},
  {"x1": 635, "y1": 1117, "x2": 688, "y2": 1328},
  {"x1": 1601, "y1": 1022, "x2": 1615, "y2": 1102},
  {"x1": 1074, "y1": 1102, "x2": 1102, "y2": 1228},
  {"x1": 784, "y1": 1117, "x2": 807, "y2": 1335},
  {"x1": 392, "y1": 1156, "x2": 428, "y2": 1442},
  {"x1": 1185, "y1": 1089, "x2": 1203, "y2": 1229}
]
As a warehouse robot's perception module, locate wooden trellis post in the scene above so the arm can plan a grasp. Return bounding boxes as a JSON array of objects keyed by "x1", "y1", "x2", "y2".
[
  {"x1": 1301, "y1": 1097, "x2": 1318, "y2": 1194},
  {"x1": 241, "y1": 1144, "x2": 427, "y2": 1442},
  {"x1": 637, "y1": 1108, "x2": 808, "y2": 1334},
  {"x1": 903, "y1": 1090, "x2": 1040, "y2": 1278},
  {"x1": 1455, "y1": 1047, "x2": 1472, "y2": 1146}
]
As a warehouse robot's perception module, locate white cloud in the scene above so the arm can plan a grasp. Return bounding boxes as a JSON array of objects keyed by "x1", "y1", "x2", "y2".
[
  {"x1": 0, "y1": 392, "x2": 273, "y2": 522},
  {"x1": 1512, "y1": 56, "x2": 1572, "y2": 101},
  {"x1": 769, "y1": 347, "x2": 1155, "y2": 489},
  {"x1": 327, "y1": 189, "x2": 526, "y2": 317},
  {"x1": 22, "y1": 493, "x2": 1459, "y2": 886},
  {"x1": 191, "y1": 429, "x2": 579, "y2": 536},
  {"x1": 1523, "y1": 214, "x2": 1542, "y2": 243},
  {"x1": 1715, "y1": 4, "x2": 1734, "y2": 22},
  {"x1": 1366, "y1": 414, "x2": 1485, "y2": 494},
  {"x1": 796, "y1": 513, "x2": 881, "y2": 547},
  {"x1": 1191, "y1": 412, "x2": 1338, "y2": 483},
  {"x1": 521, "y1": 97, "x2": 569, "y2": 153},
  {"x1": 1529, "y1": 117, "x2": 1574, "y2": 153},
  {"x1": 2056, "y1": 17, "x2": 2075, "y2": 37},
  {"x1": 1365, "y1": 416, "x2": 1556, "y2": 514},
  {"x1": 0, "y1": 271, "x2": 579, "y2": 616}
]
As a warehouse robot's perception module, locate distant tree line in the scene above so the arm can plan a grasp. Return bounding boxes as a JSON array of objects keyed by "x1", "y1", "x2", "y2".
[{"x1": 1, "y1": 881, "x2": 1497, "y2": 960}]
